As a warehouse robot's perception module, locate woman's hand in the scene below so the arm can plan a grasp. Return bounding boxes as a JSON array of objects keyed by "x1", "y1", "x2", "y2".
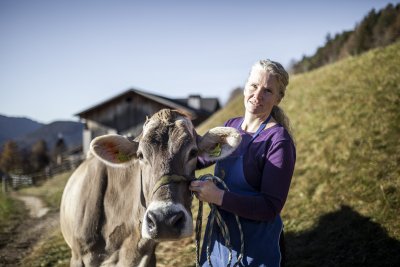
[{"x1": 189, "y1": 180, "x2": 224, "y2": 206}]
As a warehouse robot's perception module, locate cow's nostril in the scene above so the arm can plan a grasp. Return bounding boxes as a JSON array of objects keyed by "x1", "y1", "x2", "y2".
[
  {"x1": 146, "y1": 211, "x2": 157, "y2": 232},
  {"x1": 169, "y1": 211, "x2": 185, "y2": 229}
]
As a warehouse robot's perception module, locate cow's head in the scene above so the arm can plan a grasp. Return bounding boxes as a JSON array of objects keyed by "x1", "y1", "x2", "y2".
[{"x1": 89, "y1": 109, "x2": 241, "y2": 241}]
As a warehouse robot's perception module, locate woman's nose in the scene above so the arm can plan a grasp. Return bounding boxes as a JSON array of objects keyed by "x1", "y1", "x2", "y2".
[{"x1": 253, "y1": 87, "x2": 264, "y2": 99}]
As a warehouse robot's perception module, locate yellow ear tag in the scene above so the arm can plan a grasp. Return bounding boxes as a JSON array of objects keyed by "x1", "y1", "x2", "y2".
[
  {"x1": 117, "y1": 152, "x2": 131, "y2": 162},
  {"x1": 209, "y1": 143, "x2": 222, "y2": 157}
]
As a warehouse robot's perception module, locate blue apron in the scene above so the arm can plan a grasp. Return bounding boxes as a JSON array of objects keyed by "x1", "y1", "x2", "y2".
[{"x1": 200, "y1": 116, "x2": 283, "y2": 267}]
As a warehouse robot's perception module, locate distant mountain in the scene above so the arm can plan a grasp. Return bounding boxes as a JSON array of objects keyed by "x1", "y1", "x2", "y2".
[
  {"x1": 14, "y1": 121, "x2": 83, "y2": 151},
  {"x1": 0, "y1": 114, "x2": 44, "y2": 144},
  {"x1": 0, "y1": 114, "x2": 83, "y2": 152}
]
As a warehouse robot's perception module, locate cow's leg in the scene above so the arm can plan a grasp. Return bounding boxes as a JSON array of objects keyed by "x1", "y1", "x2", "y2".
[
  {"x1": 69, "y1": 252, "x2": 84, "y2": 267},
  {"x1": 82, "y1": 251, "x2": 105, "y2": 267},
  {"x1": 136, "y1": 251, "x2": 156, "y2": 267},
  {"x1": 147, "y1": 251, "x2": 156, "y2": 267}
]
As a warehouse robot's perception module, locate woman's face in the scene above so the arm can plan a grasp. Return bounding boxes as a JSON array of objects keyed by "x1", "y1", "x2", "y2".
[{"x1": 243, "y1": 69, "x2": 281, "y2": 117}]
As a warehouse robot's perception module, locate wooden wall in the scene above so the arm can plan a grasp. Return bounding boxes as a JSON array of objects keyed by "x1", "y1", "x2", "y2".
[{"x1": 82, "y1": 92, "x2": 168, "y2": 135}]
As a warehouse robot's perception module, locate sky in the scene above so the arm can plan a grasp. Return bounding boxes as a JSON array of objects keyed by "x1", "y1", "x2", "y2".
[{"x1": 0, "y1": 0, "x2": 398, "y2": 124}]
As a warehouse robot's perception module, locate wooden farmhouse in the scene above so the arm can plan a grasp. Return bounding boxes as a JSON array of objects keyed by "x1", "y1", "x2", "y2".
[{"x1": 76, "y1": 88, "x2": 220, "y2": 154}]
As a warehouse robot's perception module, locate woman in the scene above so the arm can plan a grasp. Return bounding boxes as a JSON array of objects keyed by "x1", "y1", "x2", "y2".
[{"x1": 190, "y1": 59, "x2": 296, "y2": 267}]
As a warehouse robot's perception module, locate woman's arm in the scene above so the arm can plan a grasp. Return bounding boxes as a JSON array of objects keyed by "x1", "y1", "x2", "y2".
[{"x1": 220, "y1": 140, "x2": 296, "y2": 221}]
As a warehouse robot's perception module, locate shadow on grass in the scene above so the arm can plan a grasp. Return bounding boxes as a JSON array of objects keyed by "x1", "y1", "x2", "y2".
[{"x1": 286, "y1": 205, "x2": 400, "y2": 267}]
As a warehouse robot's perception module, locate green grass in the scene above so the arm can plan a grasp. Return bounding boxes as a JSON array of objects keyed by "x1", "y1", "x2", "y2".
[
  {"x1": 0, "y1": 188, "x2": 26, "y2": 235},
  {"x1": 21, "y1": 227, "x2": 70, "y2": 267},
  {"x1": 19, "y1": 42, "x2": 400, "y2": 266},
  {"x1": 19, "y1": 171, "x2": 72, "y2": 211},
  {"x1": 15, "y1": 172, "x2": 72, "y2": 267},
  {"x1": 283, "y1": 41, "x2": 400, "y2": 231},
  {"x1": 281, "y1": 42, "x2": 400, "y2": 266}
]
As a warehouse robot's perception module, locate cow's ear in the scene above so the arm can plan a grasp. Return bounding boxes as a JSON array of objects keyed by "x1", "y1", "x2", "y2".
[
  {"x1": 198, "y1": 127, "x2": 241, "y2": 161},
  {"x1": 90, "y1": 134, "x2": 139, "y2": 168}
]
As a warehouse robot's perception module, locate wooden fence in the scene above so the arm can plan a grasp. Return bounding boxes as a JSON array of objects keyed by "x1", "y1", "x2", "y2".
[{"x1": 1, "y1": 155, "x2": 83, "y2": 192}]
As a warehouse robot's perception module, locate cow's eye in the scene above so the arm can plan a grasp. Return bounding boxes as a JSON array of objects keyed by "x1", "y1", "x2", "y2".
[
  {"x1": 137, "y1": 151, "x2": 144, "y2": 160},
  {"x1": 188, "y1": 148, "x2": 198, "y2": 160}
]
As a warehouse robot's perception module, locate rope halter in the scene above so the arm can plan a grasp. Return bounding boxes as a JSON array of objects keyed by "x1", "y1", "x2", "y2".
[
  {"x1": 195, "y1": 174, "x2": 244, "y2": 267},
  {"x1": 152, "y1": 174, "x2": 194, "y2": 196}
]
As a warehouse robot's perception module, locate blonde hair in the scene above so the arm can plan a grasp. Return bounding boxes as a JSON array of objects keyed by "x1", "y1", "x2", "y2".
[{"x1": 249, "y1": 59, "x2": 293, "y2": 137}]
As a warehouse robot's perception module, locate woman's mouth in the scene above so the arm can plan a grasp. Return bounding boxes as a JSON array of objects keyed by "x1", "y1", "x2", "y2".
[{"x1": 249, "y1": 100, "x2": 262, "y2": 107}]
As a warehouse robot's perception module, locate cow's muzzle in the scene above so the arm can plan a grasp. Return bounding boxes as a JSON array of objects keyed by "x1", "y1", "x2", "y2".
[
  {"x1": 141, "y1": 175, "x2": 193, "y2": 240},
  {"x1": 141, "y1": 201, "x2": 193, "y2": 240}
]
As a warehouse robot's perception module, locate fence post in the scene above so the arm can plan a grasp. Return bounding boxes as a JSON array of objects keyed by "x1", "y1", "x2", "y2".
[{"x1": 2, "y1": 175, "x2": 7, "y2": 193}]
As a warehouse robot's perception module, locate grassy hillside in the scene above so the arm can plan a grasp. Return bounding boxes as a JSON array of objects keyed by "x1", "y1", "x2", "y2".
[
  {"x1": 199, "y1": 41, "x2": 400, "y2": 266},
  {"x1": 282, "y1": 41, "x2": 400, "y2": 266}
]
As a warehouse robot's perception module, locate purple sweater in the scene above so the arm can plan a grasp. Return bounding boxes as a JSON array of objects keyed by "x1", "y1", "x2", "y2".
[{"x1": 198, "y1": 117, "x2": 296, "y2": 222}]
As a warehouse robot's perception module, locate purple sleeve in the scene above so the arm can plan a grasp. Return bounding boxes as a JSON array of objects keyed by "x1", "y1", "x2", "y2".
[{"x1": 220, "y1": 140, "x2": 296, "y2": 221}]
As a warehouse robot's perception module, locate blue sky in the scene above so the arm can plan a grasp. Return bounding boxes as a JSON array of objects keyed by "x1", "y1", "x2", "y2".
[{"x1": 0, "y1": 0, "x2": 397, "y2": 123}]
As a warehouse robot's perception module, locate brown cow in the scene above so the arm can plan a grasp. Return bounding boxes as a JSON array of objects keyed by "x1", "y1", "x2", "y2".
[{"x1": 60, "y1": 109, "x2": 241, "y2": 266}]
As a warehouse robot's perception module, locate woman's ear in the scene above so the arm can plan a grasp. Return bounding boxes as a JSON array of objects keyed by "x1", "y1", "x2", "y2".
[
  {"x1": 197, "y1": 127, "x2": 242, "y2": 161},
  {"x1": 90, "y1": 134, "x2": 139, "y2": 168}
]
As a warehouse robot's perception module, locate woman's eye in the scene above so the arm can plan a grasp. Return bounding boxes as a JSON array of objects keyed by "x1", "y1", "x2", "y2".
[{"x1": 246, "y1": 84, "x2": 257, "y2": 92}]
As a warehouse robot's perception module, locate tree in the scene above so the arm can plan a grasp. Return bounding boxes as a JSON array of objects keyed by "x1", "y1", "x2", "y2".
[
  {"x1": 0, "y1": 141, "x2": 22, "y2": 173},
  {"x1": 385, "y1": 9, "x2": 400, "y2": 44},
  {"x1": 31, "y1": 139, "x2": 50, "y2": 172},
  {"x1": 53, "y1": 134, "x2": 67, "y2": 165},
  {"x1": 290, "y1": 3, "x2": 400, "y2": 74},
  {"x1": 349, "y1": 9, "x2": 378, "y2": 55},
  {"x1": 20, "y1": 148, "x2": 34, "y2": 174},
  {"x1": 373, "y1": 4, "x2": 397, "y2": 46}
]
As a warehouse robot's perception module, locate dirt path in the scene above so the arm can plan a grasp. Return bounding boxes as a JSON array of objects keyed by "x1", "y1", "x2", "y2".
[
  {"x1": 14, "y1": 195, "x2": 50, "y2": 218},
  {"x1": 0, "y1": 194, "x2": 59, "y2": 266}
]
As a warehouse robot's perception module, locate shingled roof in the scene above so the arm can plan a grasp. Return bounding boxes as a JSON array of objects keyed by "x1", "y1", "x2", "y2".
[{"x1": 75, "y1": 88, "x2": 219, "y2": 121}]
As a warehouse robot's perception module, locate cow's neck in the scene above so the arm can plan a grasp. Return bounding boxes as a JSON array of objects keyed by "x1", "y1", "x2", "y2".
[{"x1": 102, "y1": 164, "x2": 150, "y2": 257}]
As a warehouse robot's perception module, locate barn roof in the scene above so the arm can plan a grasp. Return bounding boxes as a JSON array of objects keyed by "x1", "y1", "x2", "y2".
[
  {"x1": 75, "y1": 88, "x2": 210, "y2": 120},
  {"x1": 174, "y1": 96, "x2": 220, "y2": 113}
]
